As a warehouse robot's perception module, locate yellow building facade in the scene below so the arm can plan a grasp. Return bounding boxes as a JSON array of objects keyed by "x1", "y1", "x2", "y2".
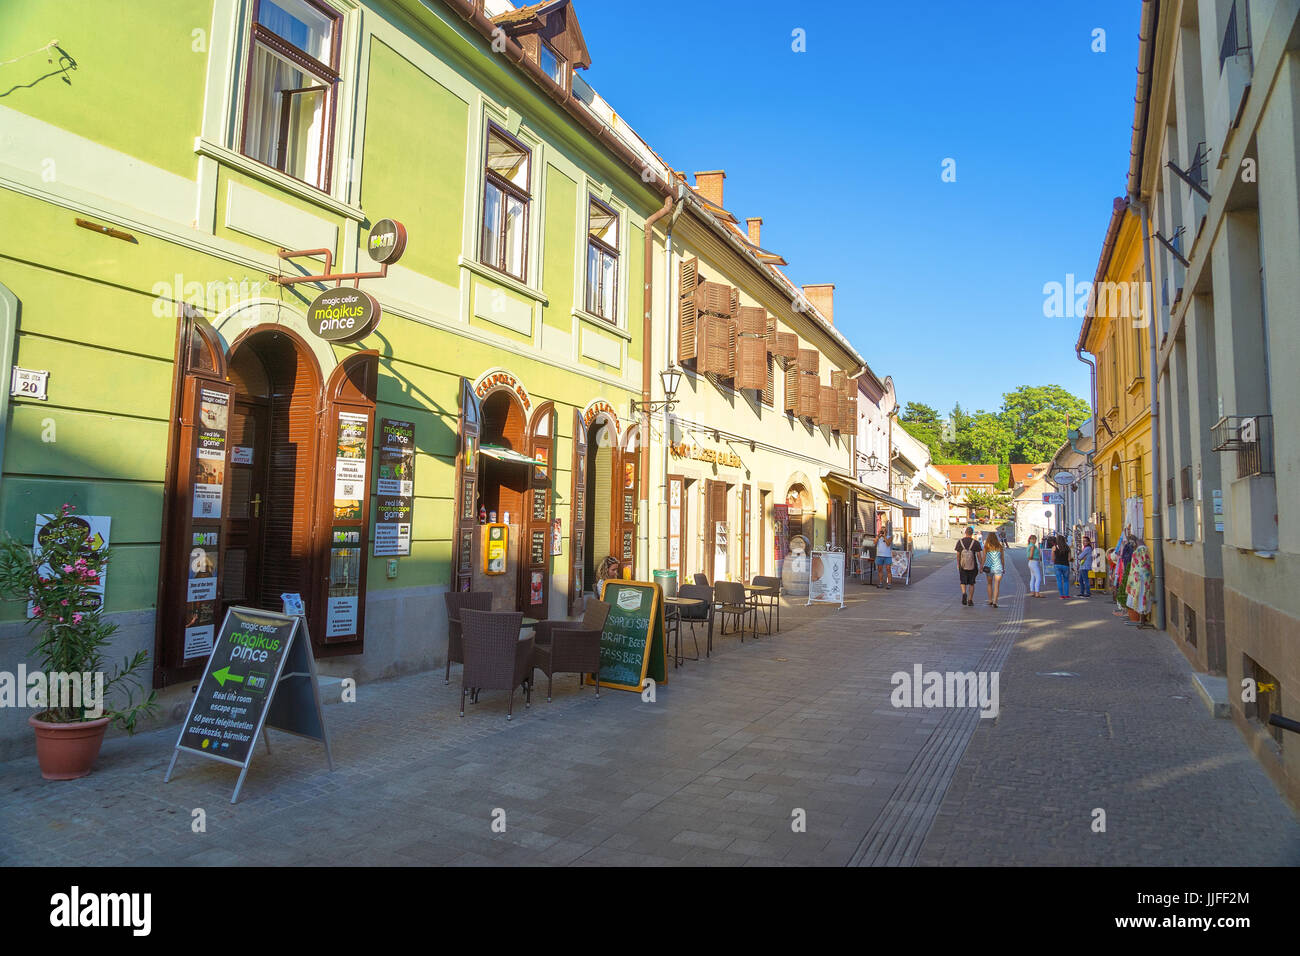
[{"x1": 1080, "y1": 202, "x2": 1155, "y2": 550}]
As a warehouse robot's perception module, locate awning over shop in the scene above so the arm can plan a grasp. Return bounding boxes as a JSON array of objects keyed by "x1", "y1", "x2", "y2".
[
  {"x1": 821, "y1": 469, "x2": 918, "y2": 514},
  {"x1": 479, "y1": 445, "x2": 547, "y2": 467}
]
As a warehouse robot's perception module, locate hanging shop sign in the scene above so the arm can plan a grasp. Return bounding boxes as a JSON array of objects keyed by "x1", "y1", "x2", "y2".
[
  {"x1": 307, "y1": 287, "x2": 381, "y2": 344},
  {"x1": 669, "y1": 442, "x2": 743, "y2": 468},
  {"x1": 374, "y1": 418, "x2": 415, "y2": 557},
  {"x1": 589, "y1": 580, "x2": 667, "y2": 693},
  {"x1": 473, "y1": 368, "x2": 532, "y2": 417},
  {"x1": 31, "y1": 514, "x2": 111, "y2": 617},
  {"x1": 366, "y1": 218, "x2": 408, "y2": 264},
  {"x1": 165, "y1": 606, "x2": 333, "y2": 804}
]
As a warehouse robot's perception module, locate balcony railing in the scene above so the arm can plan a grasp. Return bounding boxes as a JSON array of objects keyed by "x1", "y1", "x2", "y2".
[{"x1": 1237, "y1": 415, "x2": 1274, "y2": 478}]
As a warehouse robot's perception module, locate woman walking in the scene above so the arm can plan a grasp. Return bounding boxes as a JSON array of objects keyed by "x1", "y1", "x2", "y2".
[
  {"x1": 983, "y1": 532, "x2": 1005, "y2": 607},
  {"x1": 1076, "y1": 536, "x2": 1094, "y2": 597},
  {"x1": 1026, "y1": 534, "x2": 1044, "y2": 598}
]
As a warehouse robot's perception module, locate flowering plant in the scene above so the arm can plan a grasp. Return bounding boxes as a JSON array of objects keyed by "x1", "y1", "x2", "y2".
[{"x1": 0, "y1": 505, "x2": 156, "y2": 729}]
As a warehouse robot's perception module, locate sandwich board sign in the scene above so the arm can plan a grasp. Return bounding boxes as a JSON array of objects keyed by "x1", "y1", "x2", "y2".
[
  {"x1": 164, "y1": 606, "x2": 333, "y2": 803},
  {"x1": 587, "y1": 581, "x2": 667, "y2": 693},
  {"x1": 806, "y1": 550, "x2": 845, "y2": 607}
]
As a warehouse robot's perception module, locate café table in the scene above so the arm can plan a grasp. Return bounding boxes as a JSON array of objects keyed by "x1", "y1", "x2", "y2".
[
  {"x1": 743, "y1": 584, "x2": 775, "y2": 637},
  {"x1": 662, "y1": 596, "x2": 704, "y2": 667}
]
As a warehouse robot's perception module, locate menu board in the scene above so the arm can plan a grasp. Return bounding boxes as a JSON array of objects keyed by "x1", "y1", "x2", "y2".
[
  {"x1": 175, "y1": 607, "x2": 296, "y2": 766},
  {"x1": 807, "y1": 550, "x2": 845, "y2": 607},
  {"x1": 374, "y1": 418, "x2": 415, "y2": 557},
  {"x1": 590, "y1": 581, "x2": 667, "y2": 692}
]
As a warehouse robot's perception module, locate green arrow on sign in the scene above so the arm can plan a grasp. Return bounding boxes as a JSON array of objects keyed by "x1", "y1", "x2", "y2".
[{"x1": 212, "y1": 666, "x2": 244, "y2": 688}]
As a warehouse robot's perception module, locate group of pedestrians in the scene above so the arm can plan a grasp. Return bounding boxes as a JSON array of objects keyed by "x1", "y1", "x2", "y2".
[{"x1": 960, "y1": 526, "x2": 1099, "y2": 604}]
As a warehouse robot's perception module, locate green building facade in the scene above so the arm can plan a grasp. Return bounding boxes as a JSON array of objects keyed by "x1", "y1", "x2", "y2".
[{"x1": 0, "y1": 0, "x2": 669, "y2": 755}]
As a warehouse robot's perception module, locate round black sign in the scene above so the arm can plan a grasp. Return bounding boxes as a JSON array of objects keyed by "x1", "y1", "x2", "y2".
[
  {"x1": 307, "y1": 288, "x2": 381, "y2": 343},
  {"x1": 37, "y1": 515, "x2": 91, "y2": 552},
  {"x1": 367, "y1": 218, "x2": 407, "y2": 265}
]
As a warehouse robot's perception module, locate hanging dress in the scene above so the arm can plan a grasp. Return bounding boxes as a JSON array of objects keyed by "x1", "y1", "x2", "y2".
[{"x1": 1126, "y1": 545, "x2": 1154, "y2": 614}]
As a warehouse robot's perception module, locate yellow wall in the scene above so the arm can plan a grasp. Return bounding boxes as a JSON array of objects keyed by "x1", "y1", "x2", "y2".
[{"x1": 1085, "y1": 210, "x2": 1154, "y2": 548}]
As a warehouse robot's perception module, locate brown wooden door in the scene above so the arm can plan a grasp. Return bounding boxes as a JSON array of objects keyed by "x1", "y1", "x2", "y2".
[
  {"x1": 222, "y1": 398, "x2": 270, "y2": 612},
  {"x1": 568, "y1": 408, "x2": 587, "y2": 615},
  {"x1": 453, "y1": 377, "x2": 482, "y2": 595},
  {"x1": 154, "y1": 305, "x2": 233, "y2": 687},
  {"x1": 705, "y1": 479, "x2": 727, "y2": 581}
]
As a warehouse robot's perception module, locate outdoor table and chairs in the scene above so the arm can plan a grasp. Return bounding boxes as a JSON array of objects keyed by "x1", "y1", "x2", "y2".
[
  {"x1": 712, "y1": 580, "x2": 756, "y2": 644},
  {"x1": 663, "y1": 593, "x2": 706, "y2": 667},
  {"x1": 745, "y1": 578, "x2": 779, "y2": 635},
  {"x1": 531, "y1": 600, "x2": 610, "y2": 701},
  {"x1": 443, "y1": 590, "x2": 493, "y2": 684},
  {"x1": 457, "y1": 608, "x2": 533, "y2": 721}
]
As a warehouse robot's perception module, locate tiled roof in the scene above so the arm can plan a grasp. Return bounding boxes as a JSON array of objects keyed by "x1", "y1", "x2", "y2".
[
  {"x1": 1010, "y1": 463, "x2": 1050, "y2": 485},
  {"x1": 932, "y1": 464, "x2": 998, "y2": 484}
]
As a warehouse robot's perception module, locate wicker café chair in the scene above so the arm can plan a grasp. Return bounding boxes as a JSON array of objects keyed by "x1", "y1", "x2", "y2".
[
  {"x1": 443, "y1": 591, "x2": 493, "y2": 684},
  {"x1": 713, "y1": 580, "x2": 755, "y2": 642},
  {"x1": 532, "y1": 600, "x2": 611, "y2": 702},
  {"x1": 459, "y1": 609, "x2": 532, "y2": 720},
  {"x1": 675, "y1": 583, "x2": 712, "y2": 660},
  {"x1": 750, "y1": 575, "x2": 782, "y2": 634}
]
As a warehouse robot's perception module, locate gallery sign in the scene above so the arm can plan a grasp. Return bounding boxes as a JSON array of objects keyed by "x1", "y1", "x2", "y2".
[
  {"x1": 669, "y1": 442, "x2": 743, "y2": 468},
  {"x1": 307, "y1": 287, "x2": 381, "y2": 343}
]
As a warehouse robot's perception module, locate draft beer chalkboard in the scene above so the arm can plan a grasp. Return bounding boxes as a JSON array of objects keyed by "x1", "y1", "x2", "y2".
[{"x1": 589, "y1": 581, "x2": 667, "y2": 692}]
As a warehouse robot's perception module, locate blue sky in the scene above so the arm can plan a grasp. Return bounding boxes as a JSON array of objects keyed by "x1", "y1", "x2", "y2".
[{"x1": 573, "y1": 0, "x2": 1140, "y2": 418}]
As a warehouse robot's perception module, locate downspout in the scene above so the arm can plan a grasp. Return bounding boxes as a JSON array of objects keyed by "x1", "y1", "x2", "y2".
[
  {"x1": 660, "y1": 189, "x2": 685, "y2": 571},
  {"x1": 1131, "y1": 197, "x2": 1165, "y2": 630},
  {"x1": 642, "y1": 188, "x2": 677, "y2": 575}
]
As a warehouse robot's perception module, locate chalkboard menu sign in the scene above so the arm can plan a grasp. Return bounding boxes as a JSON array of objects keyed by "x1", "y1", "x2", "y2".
[
  {"x1": 589, "y1": 581, "x2": 667, "y2": 692},
  {"x1": 165, "y1": 606, "x2": 333, "y2": 802}
]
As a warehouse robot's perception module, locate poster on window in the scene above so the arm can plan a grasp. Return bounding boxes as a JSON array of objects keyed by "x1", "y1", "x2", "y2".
[
  {"x1": 377, "y1": 419, "x2": 415, "y2": 497},
  {"x1": 186, "y1": 530, "x2": 219, "y2": 603},
  {"x1": 530, "y1": 570, "x2": 544, "y2": 606},
  {"x1": 773, "y1": 504, "x2": 790, "y2": 564},
  {"x1": 197, "y1": 388, "x2": 228, "y2": 460},
  {"x1": 333, "y1": 412, "x2": 368, "y2": 520},
  {"x1": 372, "y1": 521, "x2": 410, "y2": 556},
  {"x1": 327, "y1": 529, "x2": 361, "y2": 638},
  {"x1": 551, "y1": 517, "x2": 562, "y2": 556}
]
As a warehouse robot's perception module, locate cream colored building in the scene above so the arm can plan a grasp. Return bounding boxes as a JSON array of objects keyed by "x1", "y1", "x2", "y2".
[
  {"x1": 643, "y1": 170, "x2": 865, "y2": 589},
  {"x1": 1129, "y1": 0, "x2": 1300, "y2": 805}
]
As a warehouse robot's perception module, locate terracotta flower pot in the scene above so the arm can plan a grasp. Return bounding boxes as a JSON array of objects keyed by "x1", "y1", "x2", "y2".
[
  {"x1": 1128, "y1": 608, "x2": 1141, "y2": 623},
  {"x1": 28, "y1": 713, "x2": 111, "y2": 780}
]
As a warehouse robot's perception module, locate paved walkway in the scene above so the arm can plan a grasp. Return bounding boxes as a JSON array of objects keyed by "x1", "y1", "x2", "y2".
[{"x1": 2, "y1": 550, "x2": 1296, "y2": 866}]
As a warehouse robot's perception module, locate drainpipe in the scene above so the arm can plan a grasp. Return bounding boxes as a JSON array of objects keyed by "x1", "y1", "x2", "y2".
[
  {"x1": 660, "y1": 190, "x2": 685, "y2": 571},
  {"x1": 642, "y1": 188, "x2": 678, "y2": 575},
  {"x1": 1130, "y1": 197, "x2": 1166, "y2": 631}
]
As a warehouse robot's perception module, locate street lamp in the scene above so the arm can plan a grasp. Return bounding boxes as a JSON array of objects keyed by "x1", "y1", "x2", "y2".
[{"x1": 630, "y1": 365, "x2": 682, "y2": 415}]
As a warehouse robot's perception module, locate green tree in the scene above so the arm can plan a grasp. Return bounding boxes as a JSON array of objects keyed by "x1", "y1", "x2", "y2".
[
  {"x1": 1000, "y1": 384, "x2": 1090, "y2": 463},
  {"x1": 965, "y1": 487, "x2": 1014, "y2": 521},
  {"x1": 967, "y1": 411, "x2": 1012, "y2": 465}
]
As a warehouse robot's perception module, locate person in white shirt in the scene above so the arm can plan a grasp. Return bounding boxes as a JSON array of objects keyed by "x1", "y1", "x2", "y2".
[{"x1": 874, "y1": 532, "x2": 893, "y2": 589}]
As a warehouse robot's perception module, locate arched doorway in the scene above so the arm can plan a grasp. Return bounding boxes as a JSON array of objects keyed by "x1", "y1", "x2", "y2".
[
  {"x1": 584, "y1": 412, "x2": 618, "y2": 590},
  {"x1": 785, "y1": 482, "x2": 812, "y2": 548},
  {"x1": 479, "y1": 389, "x2": 529, "y2": 523},
  {"x1": 222, "y1": 328, "x2": 323, "y2": 619}
]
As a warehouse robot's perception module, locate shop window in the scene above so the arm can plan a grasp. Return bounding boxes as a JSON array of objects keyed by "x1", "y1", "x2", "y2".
[
  {"x1": 240, "y1": 0, "x2": 341, "y2": 191},
  {"x1": 586, "y1": 197, "x2": 619, "y2": 321},
  {"x1": 480, "y1": 126, "x2": 531, "y2": 281}
]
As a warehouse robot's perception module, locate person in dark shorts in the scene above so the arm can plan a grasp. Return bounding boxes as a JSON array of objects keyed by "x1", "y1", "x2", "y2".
[{"x1": 955, "y1": 526, "x2": 983, "y2": 606}]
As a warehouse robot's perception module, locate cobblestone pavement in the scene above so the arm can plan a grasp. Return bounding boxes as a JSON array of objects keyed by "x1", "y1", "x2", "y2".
[
  {"x1": 917, "y1": 550, "x2": 1300, "y2": 865},
  {"x1": 2, "y1": 549, "x2": 1296, "y2": 866}
]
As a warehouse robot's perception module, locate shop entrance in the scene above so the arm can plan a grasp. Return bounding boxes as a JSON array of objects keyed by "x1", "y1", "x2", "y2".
[
  {"x1": 223, "y1": 330, "x2": 320, "y2": 616},
  {"x1": 786, "y1": 483, "x2": 811, "y2": 547},
  {"x1": 584, "y1": 414, "x2": 616, "y2": 589}
]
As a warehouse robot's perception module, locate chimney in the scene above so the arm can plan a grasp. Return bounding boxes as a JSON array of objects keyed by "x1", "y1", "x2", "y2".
[
  {"x1": 693, "y1": 170, "x2": 725, "y2": 208},
  {"x1": 802, "y1": 283, "x2": 835, "y2": 324},
  {"x1": 746, "y1": 217, "x2": 762, "y2": 246}
]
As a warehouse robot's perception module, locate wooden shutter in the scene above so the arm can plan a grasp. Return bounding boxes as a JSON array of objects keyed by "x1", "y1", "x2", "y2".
[
  {"x1": 523, "y1": 402, "x2": 554, "y2": 619},
  {"x1": 724, "y1": 318, "x2": 737, "y2": 381},
  {"x1": 736, "y1": 336, "x2": 767, "y2": 391},
  {"x1": 768, "y1": 322, "x2": 798, "y2": 361},
  {"x1": 784, "y1": 358, "x2": 800, "y2": 413},
  {"x1": 762, "y1": 317, "x2": 775, "y2": 405},
  {"x1": 738, "y1": 307, "x2": 766, "y2": 336},
  {"x1": 312, "y1": 350, "x2": 379, "y2": 655},
  {"x1": 452, "y1": 378, "x2": 481, "y2": 596},
  {"x1": 798, "y1": 349, "x2": 820, "y2": 419},
  {"x1": 699, "y1": 315, "x2": 731, "y2": 375},
  {"x1": 154, "y1": 306, "x2": 233, "y2": 686},
  {"x1": 568, "y1": 408, "x2": 587, "y2": 615},
  {"x1": 677, "y1": 257, "x2": 698, "y2": 363},
  {"x1": 694, "y1": 280, "x2": 732, "y2": 317},
  {"x1": 831, "y1": 369, "x2": 847, "y2": 391},
  {"x1": 819, "y1": 385, "x2": 838, "y2": 428}
]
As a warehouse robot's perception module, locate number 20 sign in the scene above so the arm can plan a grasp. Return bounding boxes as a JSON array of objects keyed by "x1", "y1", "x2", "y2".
[{"x1": 11, "y1": 368, "x2": 49, "y2": 401}]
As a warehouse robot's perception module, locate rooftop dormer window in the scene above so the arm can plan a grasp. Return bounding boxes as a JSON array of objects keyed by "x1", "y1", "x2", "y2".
[{"x1": 539, "y1": 42, "x2": 565, "y2": 87}]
